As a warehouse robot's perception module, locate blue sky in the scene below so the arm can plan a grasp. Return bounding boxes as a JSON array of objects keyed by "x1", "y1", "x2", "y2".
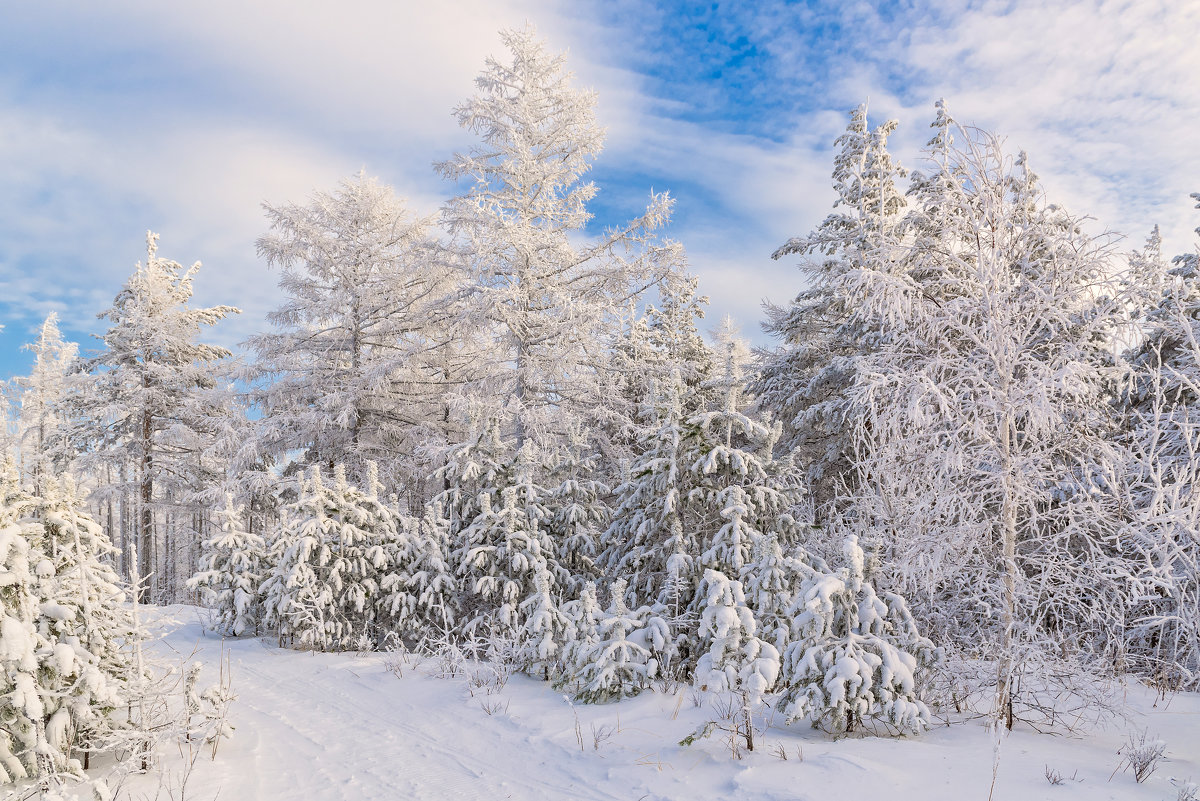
[{"x1": 1, "y1": 0, "x2": 1198, "y2": 380}]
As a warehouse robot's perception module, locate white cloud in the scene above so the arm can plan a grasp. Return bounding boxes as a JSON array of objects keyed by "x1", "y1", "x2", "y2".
[{"x1": 896, "y1": 0, "x2": 1200, "y2": 255}]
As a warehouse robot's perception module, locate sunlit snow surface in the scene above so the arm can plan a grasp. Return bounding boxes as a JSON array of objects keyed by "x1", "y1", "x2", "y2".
[{"x1": 61, "y1": 606, "x2": 1200, "y2": 801}]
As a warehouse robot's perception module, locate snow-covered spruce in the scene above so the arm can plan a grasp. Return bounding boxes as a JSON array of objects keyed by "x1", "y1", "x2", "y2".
[
  {"x1": 778, "y1": 535, "x2": 938, "y2": 735},
  {"x1": 451, "y1": 441, "x2": 565, "y2": 636},
  {"x1": 543, "y1": 427, "x2": 609, "y2": 588},
  {"x1": 188, "y1": 493, "x2": 267, "y2": 637},
  {"x1": 601, "y1": 369, "x2": 697, "y2": 606},
  {"x1": 262, "y1": 465, "x2": 397, "y2": 651},
  {"x1": 754, "y1": 103, "x2": 908, "y2": 518},
  {"x1": 694, "y1": 569, "x2": 780, "y2": 703},
  {"x1": 568, "y1": 578, "x2": 667, "y2": 704},
  {"x1": 1122, "y1": 196, "x2": 1200, "y2": 688},
  {"x1": 34, "y1": 475, "x2": 135, "y2": 764},
  {"x1": 380, "y1": 499, "x2": 459, "y2": 645},
  {"x1": 12, "y1": 313, "x2": 78, "y2": 497},
  {"x1": 518, "y1": 561, "x2": 573, "y2": 679}
]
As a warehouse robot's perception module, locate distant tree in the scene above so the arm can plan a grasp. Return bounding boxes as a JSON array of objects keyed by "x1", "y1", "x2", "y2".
[{"x1": 14, "y1": 313, "x2": 78, "y2": 494}]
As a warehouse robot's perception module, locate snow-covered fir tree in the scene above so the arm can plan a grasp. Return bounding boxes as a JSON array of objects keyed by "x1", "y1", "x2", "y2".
[
  {"x1": 694, "y1": 568, "x2": 781, "y2": 751},
  {"x1": 557, "y1": 580, "x2": 601, "y2": 689},
  {"x1": 688, "y1": 319, "x2": 809, "y2": 593},
  {"x1": 601, "y1": 369, "x2": 697, "y2": 607},
  {"x1": 779, "y1": 535, "x2": 937, "y2": 735},
  {"x1": 187, "y1": 493, "x2": 267, "y2": 637},
  {"x1": 569, "y1": 578, "x2": 664, "y2": 703},
  {"x1": 262, "y1": 465, "x2": 397, "y2": 651},
  {"x1": 606, "y1": 273, "x2": 713, "y2": 460},
  {"x1": 544, "y1": 425, "x2": 608, "y2": 587},
  {"x1": 755, "y1": 104, "x2": 907, "y2": 518},
  {"x1": 741, "y1": 534, "x2": 821, "y2": 654},
  {"x1": 452, "y1": 443, "x2": 560, "y2": 635},
  {"x1": 517, "y1": 561, "x2": 573, "y2": 679},
  {"x1": 380, "y1": 498, "x2": 459, "y2": 644}
]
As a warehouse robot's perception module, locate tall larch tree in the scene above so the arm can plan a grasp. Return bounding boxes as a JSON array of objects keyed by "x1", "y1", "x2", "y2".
[
  {"x1": 438, "y1": 25, "x2": 680, "y2": 459},
  {"x1": 248, "y1": 172, "x2": 470, "y2": 501}
]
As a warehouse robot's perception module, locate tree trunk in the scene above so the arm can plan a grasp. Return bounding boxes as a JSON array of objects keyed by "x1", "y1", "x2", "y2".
[{"x1": 139, "y1": 406, "x2": 154, "y2": 603}]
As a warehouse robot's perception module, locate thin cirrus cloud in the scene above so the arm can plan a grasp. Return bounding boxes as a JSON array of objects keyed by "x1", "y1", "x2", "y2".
[{"x1": 0, "y1": 0, "x2": 1196, "y2": 379}]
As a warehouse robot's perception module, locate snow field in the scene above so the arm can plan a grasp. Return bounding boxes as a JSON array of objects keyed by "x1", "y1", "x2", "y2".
[{"x1": 91, "y1": 608, "x2": 1200, "y2": 801}]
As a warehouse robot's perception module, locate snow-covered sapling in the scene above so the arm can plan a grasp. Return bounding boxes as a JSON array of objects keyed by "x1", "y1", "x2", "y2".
[{"x1": 779, "y1": 535, "x2": 938, "y2": 735}]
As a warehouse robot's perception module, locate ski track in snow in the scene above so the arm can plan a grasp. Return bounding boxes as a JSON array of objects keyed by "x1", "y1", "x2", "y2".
[{"x1": 83, "y1": 607, "x2": 1200, "y2": 801}]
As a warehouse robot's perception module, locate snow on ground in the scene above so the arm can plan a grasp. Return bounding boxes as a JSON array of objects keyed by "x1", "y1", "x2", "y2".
[{"x1": 67, "y1": 607, "x2": 1200, "y2": 800}]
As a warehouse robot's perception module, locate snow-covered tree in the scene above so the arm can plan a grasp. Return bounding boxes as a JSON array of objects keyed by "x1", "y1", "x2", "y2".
[
  {"x1": 601, "y1": 369, "x2": 696, "y2": 605},
  {"x1": 31, "y1": 475, "x2": 134, "y2": 772},
  {"x1": 605, "y1": 273, "x2": 714, "y2": 460},
  {"x1": 846, "y1": 109, "x2": 1131, "y2": 726},
  {"x1": 779, "y1": 535, "x2": 937, "y2": 735},
  {"x1": 262, "y1": 465, "x2": 396, "y2": 651},
  {"x1": 437, "y1": 413, "x2": 512, "y2": 545},
  {"x1": 70, "y1": 232, "x2": 239, "y2": 600},
  {"x1": 518, "y1": 561, "x2": 572, "y2": 679},
  {"x1": 570, "y1": 578, "x2": 662, "y2": 703},
  {"x1": 544, "y1": 426, "x2": 609, "y2": 587},
  {"x1": 694, "y1": 568, "x2": 780, "y2": 751},
  {"x1": 688, "y1": 319, "x2": 808, "y2": 585},
  {"x1": 755, "y1": 104, "x2": 907, "y2": 516},
  {"x1": 187, "y1": 493, "x2": 266, "y2": 637},
  {"x1": 0, "y1": 465, "x2": 50, "y2": 784},
  {"x1": 380, "y1": 499, "x2": 459, "y2": 643},
  {"x1": 439, "y1": 25, "x2": 679, "y2": 455},
  {"x1": 14, "y1": 313, "x2": 78, "y2": 494},
  {"x1": 248, "y1": 172, "x2": 470, "y2": 498},
  {"x1": 453, "y1": 443, "x2": 560, "y2": 635},
  {"x1": 557, "y1": 580, "x2": 601, "y2": 687},
  {"x1": 741, "y1": 534, "x2": 820, "y2": 654},
  {"x1": 1122, "y1": 193, "x2": 1200, "y2": 688}
]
